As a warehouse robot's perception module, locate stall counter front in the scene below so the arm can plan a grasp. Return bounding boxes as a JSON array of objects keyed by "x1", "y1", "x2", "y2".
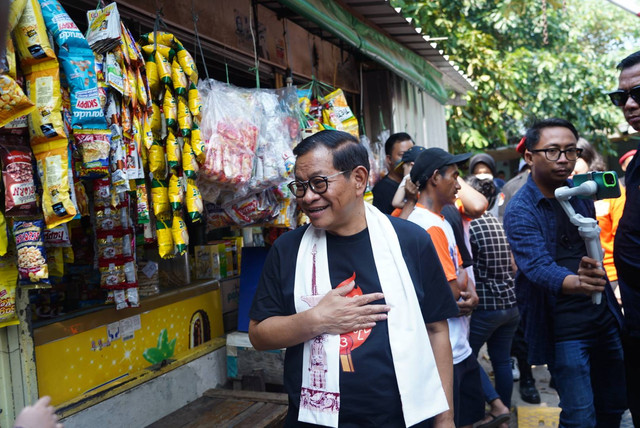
[{"x1": 34, "y1": 280, "x2": 224, "y2": 407}]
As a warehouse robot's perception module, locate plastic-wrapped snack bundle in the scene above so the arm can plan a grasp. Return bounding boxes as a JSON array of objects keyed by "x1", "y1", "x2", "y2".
[
  {"x1": 86, "y1": 3, "x2": 122, "y2": 53},
  {"x1": 0, "y1": 133, "x2": 38, "y2": 217}
]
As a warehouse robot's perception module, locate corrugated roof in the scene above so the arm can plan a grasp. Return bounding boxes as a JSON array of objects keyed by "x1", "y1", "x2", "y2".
[{"x1": 259, "y1": 0, "x2": 475, "y2": 94}]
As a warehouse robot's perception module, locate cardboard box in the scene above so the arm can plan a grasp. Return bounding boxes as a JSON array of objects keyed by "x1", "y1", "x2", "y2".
[
  {"x1": 220, "y1": 277, "x2": 239, "y2": 313},
  {"x1": 194, "y1": 245, "x2": 221, "y2": 280}
]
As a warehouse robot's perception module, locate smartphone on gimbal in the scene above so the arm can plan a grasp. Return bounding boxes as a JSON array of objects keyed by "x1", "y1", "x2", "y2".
[{"x1": 572, "y1": 171, "x2": 621, "y2": 200}]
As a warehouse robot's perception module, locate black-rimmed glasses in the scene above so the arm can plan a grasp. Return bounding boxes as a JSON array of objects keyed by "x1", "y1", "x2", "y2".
[
  {"x1": 608, "y1": 85, "x2": 640, "y2": 107},
  {"x1": 287, "y1": 171, "x2": 348, "y2": 198},
  {"x1": 529, "y1": 148, "x2": 583, "y2": 161}
]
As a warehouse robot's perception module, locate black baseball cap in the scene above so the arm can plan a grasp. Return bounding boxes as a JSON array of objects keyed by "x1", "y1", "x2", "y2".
[
  {"x1": 410, "y1": 148, "x2": 472, "y2": 187},
  {"x1": 394, "y1": 145, "x2": 426, "y2": 172}
]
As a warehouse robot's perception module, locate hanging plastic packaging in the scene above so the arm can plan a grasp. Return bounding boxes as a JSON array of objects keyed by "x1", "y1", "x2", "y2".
[
  {"x1": 14, "y1": 219, "x2": 49, "y2": 285},
  {"x1": 13, "y1": 0, "x2": 56, "y2": 66}
]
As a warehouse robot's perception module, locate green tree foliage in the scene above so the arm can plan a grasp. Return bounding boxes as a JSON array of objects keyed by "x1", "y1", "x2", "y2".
[{"x1": 394, "y1": 0, "x2": 640, "y2": 154}]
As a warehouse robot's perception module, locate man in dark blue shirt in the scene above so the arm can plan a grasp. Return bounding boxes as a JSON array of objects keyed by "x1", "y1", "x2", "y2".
[
  {"x1": 609, "y1": 50, "x2": 640, "y2": 427},
  {"x1": 372, "y1": 133, "x2": 414, "y2": 214},
  {"x1": 504, "y1": 118, "x2": 626, "y2": 428}
]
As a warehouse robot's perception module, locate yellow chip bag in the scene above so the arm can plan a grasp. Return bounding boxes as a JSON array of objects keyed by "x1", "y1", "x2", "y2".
[
  {"x1": 136, "y1": 68, "x2": 148, "y2": 109},
  {"x1": 24, "y1": 61, "x2": 66, "y2": 145},
  {"x1": 182, "y1": 139, "x2": 198, "y2": 179},
  {"x1": 142, "y1": 112, "x2": 154, "y2": 150},
  {"x1": 6, "y1": 39, "x2": 17, "y2": 79},
  {"x1": 188, "y1": 82, "x2": 202, "y2": 118},
  {"x1": 149, "y1": 141, "x2": 167, "y2": 179},
  {"x1": 9, "y1": 0, "x2": 28, "y2": 33},
  {"x1": 175, "y1": 47, "x2": 198, "y2": 84},
  {"x1": 186, "y1": 178, "x2": 203, "y2": 223},
  {"x1": 151, "y1": 178, "x2": 170, "y2": 220},
  {"x1": 144, "y1": 54, "x2": 160, "y2": 98},
  {"x1": 14, "y1": 0, "x2": 56, "y2": 66},
  {"x1": 0, "y1": 211, "x2": 7, "y2": 257},
  {"x1": 168, "y1": 173, "x2": 184, "y2": 211},
  {"x1": 166, "y1": 130, "x2": 181, "y2": 172},
  {"x1": 171, "y1": 213, "x2": 188, "y2": 256},
  {"x1": 0, "y1": 74, "x2": 35, "y2": 128},
  {"x1": 177, "y1": 96, "x2": 192, "y2": 137},
  {"x1": 163, "y1": 87, "x2": 177, "y2": 129},
  {"x1": 32, "y1": 138, "x2": 77, "y2": 229},
  {"x1": 141, "y1": 44, "x2": 173, "y2": 59},
  {"x1": 156, "y1": 219, "x2": 174, "y2": 259},
  {"x1": 141, "y1": 32, "x2": 177, "y2": 49},
  {"x1": 191, "y1": 123, "x2": 204, "y2": 164},
  {"x1": 47, "y1": 246, "x2": 64, "y2": 279},
  {"x1": 154, "y1": 50, "x2": 172, "y2": 85},
  {"x1": 171, "y1": 58, "x2": 187, "y2": 97},
  {"x1": 0, "y1": 262, "x2": 19, "y2": 327},
  {"x1": 150, "y1": 102, "x2": 162, "y2": 138}
]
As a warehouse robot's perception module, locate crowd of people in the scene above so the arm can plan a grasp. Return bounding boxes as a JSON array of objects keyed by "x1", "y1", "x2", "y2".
[{"x1": 248, "y1": 49, "x2": 640, "y2": 428}]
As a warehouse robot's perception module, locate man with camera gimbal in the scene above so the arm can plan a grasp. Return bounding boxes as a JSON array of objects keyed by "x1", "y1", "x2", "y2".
[{"x1": 503, "y1": 118, "x2": 626, "y2": 428}]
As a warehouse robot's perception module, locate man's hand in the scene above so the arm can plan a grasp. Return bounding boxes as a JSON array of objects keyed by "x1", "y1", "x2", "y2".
[
  {"x1": 562, "y1": 256, "x2": 606, "y2": 296},
  {"x1": 404, "y1": 179, "x2": 419, "y2": 202},
  {"x1": 313, "y1": 281, "x2": 390, "y2": 335},
  {"x1": 13, "y1": 396, "x2": 63, "y2": 428},
  {"x1": 457, "y1": 288, "x2": 479, "y2": 316}
]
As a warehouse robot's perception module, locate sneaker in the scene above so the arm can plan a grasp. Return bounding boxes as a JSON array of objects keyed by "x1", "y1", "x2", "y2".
[{"x1": 511, "y1": 356, "x2": 520, "y2": 381}]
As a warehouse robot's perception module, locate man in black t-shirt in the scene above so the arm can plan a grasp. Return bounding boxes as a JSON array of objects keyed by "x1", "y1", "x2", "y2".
[
  {"x1": 372, "y1": 132, "x2": 414, "y2": 214},
  {"x1": 249, "y1": 130, "x2": 458, "y2": 428}
]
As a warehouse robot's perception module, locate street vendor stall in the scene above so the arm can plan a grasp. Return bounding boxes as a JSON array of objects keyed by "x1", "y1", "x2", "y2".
[{"x1": 0, "y1": 0, "x2": 473, "y2": 426}]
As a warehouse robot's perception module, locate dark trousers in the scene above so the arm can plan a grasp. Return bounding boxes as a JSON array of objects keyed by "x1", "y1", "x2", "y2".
[
  {"x1": 616, "y1": 259, "x2": 640, "y2": 426},
  {"x1": 511, "y1": 318, "x2": 534, "y2": 381}
]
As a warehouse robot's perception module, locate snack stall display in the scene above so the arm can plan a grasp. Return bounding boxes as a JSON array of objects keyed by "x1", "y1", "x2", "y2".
[{"x1": 0, "y1": 0, "x2": 368, "y2": 419}]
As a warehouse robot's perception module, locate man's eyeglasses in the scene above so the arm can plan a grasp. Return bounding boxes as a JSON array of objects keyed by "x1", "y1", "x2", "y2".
[
  {"x1": 287, "y1": 171, "x2": 348, "y2": 198},
  {"x1": 608, "y1": 85, "x2": 640, "y2": 107},
  {"x1": 529, "y1": 148, "x2": 583, "y2": 161}
]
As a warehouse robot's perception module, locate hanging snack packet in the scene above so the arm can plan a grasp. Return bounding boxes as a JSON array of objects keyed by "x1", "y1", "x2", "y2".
[
  {"x1": 177, "y1": 96, "x2": 192, "y2": 137},
  {"x1": 186, "y1": 178, "x2": 203, "y2": 223},
  {"x1": 188, "y1": 82, "x2": 202, "y2": 118},
  {"x1": 74, "y1": 129, "x2": 111, "y2": 177},
  {"x1": 166, "y1": 131, "x2": 182, "y2": 173},
  {"x1": 95, "y1": 204, "x2": 128, "y2": 230},
  {"x1": 32, "y1": 139, "x2": 77, "y2": 228},
  {"x1": 182, "y1": 139, "x2": 198, "y2": 179},
  {"x1": 96, "y1": 230, "x2": 124, "y2": 260},
  {"x1": 136, "y1": 179, "x2": 150, "y2": 224},
  {"x1": 85, "y1": 3, "x2": 122, "y2": 54},
  {"x1": 126, "y1": 287, "x2": 140, "y2": 308},
  {"x1": 0, "y1": 135, "x2": 38, "y2": 217},
  {"x1": 43, "y1": 224, "x2": 71, "y2": 247},
  {"x1": 124, "y1": 133, "x2": 144, "y2": 179},
  {"x1": 150, "y1": 102, "x2": 162, "y2": 138},
  {"x1": 151, "y1": 178, "x2": 170, "y2": 220},
  {"x1": 13, "y1": 0, "x2": 56, "y2": 66},
  {"x1": 93, "y1": 177, "x2": 112, "y2": 202},
  {"x1": 24, "y1": 61, "x2": 66, "y2": 144},
  {"x1": 171, "y1": 58, "x2": 187, "y2": 97},
  {"x1": 141, "y1": 112, "x2": 154, "y2": 150},
  {"x1": 143, "y1": 53, "x2": 160, "y2": 98},
  {"x1": 0, "y1": 212, "x2": 8, "y2": 256},
  {"x1": 0, "y1": 74, "x2": 35, "y2": 128},
  {"x1": 154, "y1": 50, "x2": 172, "y2": 86},
  {"x1": 105, "y1": 52, "x2": 124, "y2": 95},
  {"x1": 168, "y1": 173, "x2": 184, "y2": 211},
  {"x1": 14, "y1": 219, "x2": 49, "y2": 285},
  {"x1": 109, "y1": 124, "x2": 129, "y2": 193},
  {"x1": 321, "y1": 88, "x2": 359, "y2": 138},
  {"x1": 156, "y1": 219, "x2": 174, "y2": 259},
  {"x1": 191, "y1": 123, "x2": 204, "y2": 164},
  {"x1": 175, "y1": 45, "x2": 198, "y2": 84},
  {"x1": 140, "y1": 32, "x2": 177, "y2": 49},
  {"x1": 149, "y1": 141, "x2": 167, "y2": 180},
  {"x1": 39, "y1": 0, "x2": 108, "y2": 130},
  {"x1": 8, "y1": 0, "x2": 28, "y2": 33},
  {"x1": 0, "y1": 254, "x2": 19, "y2": 326},
  {"x1": 163, "y1": 87, "x2": 177, "y2": 129},
  {"x1": 74, "y1": 179, "x2": 89, "y2": 217},
  {"x1": 171, "y1": 214, "x2": 188, "y2": 256},
  {"x1": 99, "y1": 260, "x2": 125, "y2": 288}
]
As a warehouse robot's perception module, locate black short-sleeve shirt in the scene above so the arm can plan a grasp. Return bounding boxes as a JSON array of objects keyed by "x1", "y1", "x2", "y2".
[{"x1": 250, "y1": 216, "x2": 458, "y2": 427}]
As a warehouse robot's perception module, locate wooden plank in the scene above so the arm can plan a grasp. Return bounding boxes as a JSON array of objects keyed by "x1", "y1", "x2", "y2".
[
  {"x1": 146, "y1": 396, "x2": 223, "y2": 427},
  {"x1": 232, "y1": 402, "x2": 288, "y2": 428},
  {"x1": 183, "y1": 399, "x2": 254, "y2": 427},
  {"x1": 203, "y1": 389, "x2": 288, "y2": 405}
]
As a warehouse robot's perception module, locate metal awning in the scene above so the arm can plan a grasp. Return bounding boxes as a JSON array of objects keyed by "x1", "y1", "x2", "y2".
[{"x1": 259, "y1": 0, "x2": 475, "y2": 95}]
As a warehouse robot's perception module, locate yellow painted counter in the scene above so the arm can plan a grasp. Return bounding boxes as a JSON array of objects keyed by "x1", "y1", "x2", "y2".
[{"x1": 34, "y1": 281, "x2": 223, "y2": 406}]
